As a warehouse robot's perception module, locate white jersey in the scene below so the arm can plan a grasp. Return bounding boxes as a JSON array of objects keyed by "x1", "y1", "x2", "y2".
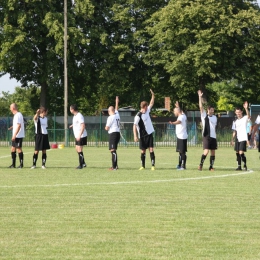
[
  {"x1": 106, "y1": 110, "x2": 120, "y2": 134},
  {"x1": 201, "y1": 110, "x2": 217, "y2": 138},
  {"x1": 176, "y1": 114, "x2": 188, "y2": 139},
  {"x1": 255, "y1": 115, "x2": 260, "y2": 125},
  {"x1": 72, "y1": 112, "x2": 87, "y2": 138},
  {"x1": 235, "y1": 115, "x2": 248, "y2": 142},
  {"x1": 134, "y1": 106, "x2": 154, "y2": 138},
  {"x1": 13, "y1": 112, "x2": 25, "y2": 138},
  {"x1": 34, "y1": 117, "x2": 48, "y2": 134}
]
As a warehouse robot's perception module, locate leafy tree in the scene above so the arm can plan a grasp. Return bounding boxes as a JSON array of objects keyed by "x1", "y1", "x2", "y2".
[
  {"x1": 145, "y1": 0, "x2": 260, "y2": 109},
  {"x1": 0, "y1": 0, "x2": 94, "y2": 108},
  {"x1": 0, "y1": 86, "x2": 40, "y2": 116}
]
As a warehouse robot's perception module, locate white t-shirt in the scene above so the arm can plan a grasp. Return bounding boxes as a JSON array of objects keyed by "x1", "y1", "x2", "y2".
[
  {"x1": 201, "y1": 110, "x2": 217, "y2": 138},
  {"x1": 235, "y1": 115, "x2": 248, "y2": 142},
  {"x1": 106, "y1": 111, "x2": 120, "y2": 134},
  {"x1": 176, "y1": 114, "x2": 188, "y2": 139},
  {"x1": 34, "y1": 117, "x2": 48, "y2": 134},
  {"x1": 255, "y1": 115, "x2": 260, "y2": 125},
  {"x1": 13, "y1": 112, "x2": 25, "y2": 138},
  {"x1": 134, "y1": 106, "x2": 154, "y2": 138},
  {"x1": 72, "y1": 112, "x2": 87, "y2": 138}
]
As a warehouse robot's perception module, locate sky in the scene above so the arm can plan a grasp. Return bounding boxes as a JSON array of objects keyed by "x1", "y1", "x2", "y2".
[{"x1": 1, "y1": 0, "x2": 260, "y2": 94}]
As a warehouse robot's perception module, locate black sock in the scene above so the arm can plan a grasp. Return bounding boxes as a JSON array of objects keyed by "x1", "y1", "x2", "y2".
[
  {"x1": 181, "y1": 153, "x2": 186, "y2": 168},
  {"x1": 150, "y1": 152, "x2": 155, "y2": 166},
  {"x1": 111, "y1": 151, "x2": 117, "y2": 169},
  {"x1": 82, "y1": 152, "x2": 86, "y2": 165},
  {"x1": 42, "y1": 153, "x2": 47, "y2": 166},
  {"x1": 78, "y1": 152, "x2": 84, "y2": 167},
  {"x1": 33, "y1": 153, "x2": 38, "y2": 166},
  {"x1": 141, "y1": 153, "x2": 146, "y2": 168},
  {"x1": 18, "y1": 152, "x2": 24, "y2": 166},
  {"x1": 11, "y1": 152, "x2": 16, "y2": 166},
  {"x1": 210, "y1": 156, "x2": 215, "y2": 168},
  {"x1": 240, "y1": 153, "x2": 246, "y2": 166},
  {"x1": 200, "y1": 154, "x2": 207, "y2": 166},
  {"x1": 237, "y1": 153, "x2": 241, "y2": 167},
  {"x1": 178, "y1": 153, "x2": 182, "y2": 167}
]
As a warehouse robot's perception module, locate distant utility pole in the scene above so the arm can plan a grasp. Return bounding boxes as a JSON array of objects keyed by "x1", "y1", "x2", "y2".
[{"x1": 64, "y1": 0, "x2": 68, "y2": 145}]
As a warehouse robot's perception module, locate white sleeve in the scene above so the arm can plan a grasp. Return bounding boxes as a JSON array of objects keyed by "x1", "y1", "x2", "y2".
[
  {"x1": 255, "y1": 115, "x2": 260, "y2": 124},
  {"x1": 134, "y1": 115, "x2": 140, "y2": 125}
]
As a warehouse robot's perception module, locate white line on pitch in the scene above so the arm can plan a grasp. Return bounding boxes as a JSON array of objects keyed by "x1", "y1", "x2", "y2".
[{"x1": 0, "y1": 170, "x2": 254, "y2": 189}]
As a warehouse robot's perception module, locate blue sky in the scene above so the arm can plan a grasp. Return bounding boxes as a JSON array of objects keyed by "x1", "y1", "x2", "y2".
[{"x1": 1, "y1": 0, "x2": 260, "y2": 94}]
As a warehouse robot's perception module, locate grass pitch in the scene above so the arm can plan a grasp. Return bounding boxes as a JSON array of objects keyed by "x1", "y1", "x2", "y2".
[{"x1": 0, "y1": 146, "x2": 260, "y2": 259}]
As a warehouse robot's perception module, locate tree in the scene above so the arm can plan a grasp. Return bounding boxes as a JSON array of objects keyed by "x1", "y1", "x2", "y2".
[
  {"x1": 145, "y1": 0, "x2": 260, "y2": 109},
  {"x1": 0, "y1": 0, "x2": 94, "y2": 108}
]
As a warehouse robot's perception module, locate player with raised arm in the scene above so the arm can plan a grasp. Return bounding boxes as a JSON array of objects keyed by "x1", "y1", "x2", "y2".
[
  {"x1": 105, "y1": 96, "x2": 120, "y2": 170},
  {"x1": 231, "y1": 102, "x2": 250, "y2": 171},
  {"x1": 169, "y1": 101, "x2": 188, "y2": 170},
  {"x1": 133, "y1": 89, "x2": 155, "y2": 170},
  {"x1": 31, "y1": 107, "x2": 50, "y2": 169},
  {"x1": 69, "y1": 104, "x2": 87, "y2": 169},
  {"x1": 197, "y1": 90, "x2": 218, "y2": 171}
]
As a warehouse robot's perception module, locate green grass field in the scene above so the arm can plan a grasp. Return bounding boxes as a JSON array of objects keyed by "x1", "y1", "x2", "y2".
[{"x1": 0, "y1": 146, "x2": 260, "y2": 259}]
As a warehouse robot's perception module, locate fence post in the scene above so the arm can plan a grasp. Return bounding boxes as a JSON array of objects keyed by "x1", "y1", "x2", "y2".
[{"x1": 54, "y1": 112, "x2": 56, "y2": 143}]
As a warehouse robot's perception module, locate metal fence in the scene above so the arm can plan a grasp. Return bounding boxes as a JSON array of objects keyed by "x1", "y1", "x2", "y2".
[{"x1": 0, "y1": 127, "x2": 233, "y2": 148}]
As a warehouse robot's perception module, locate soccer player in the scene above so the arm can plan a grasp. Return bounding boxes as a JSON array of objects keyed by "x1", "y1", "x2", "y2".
[
  {"x1": 231, "y1": 102, "x2": 250, "y2": 171},
  {"x1": 31, "y1": 107, "x2": 50, "y2": 169},
  {"x1": 133, "y1": 89, "x2": 155, "y2": 170},
  {"x1": 197, "y1": 90, "x2": 217, "y2": 171},
  {"x1": 169, "y1": 101, "x2": 188, "y2": 170},
  {"x1": 69, "y1": 104, "x2": 87, "y2": 169},
  {"x1": 105, "y1": 96, "x2": 120, "y2": 170},
  {"x1": 9, "y1": 103, "x2": 25, "y2": 168}
]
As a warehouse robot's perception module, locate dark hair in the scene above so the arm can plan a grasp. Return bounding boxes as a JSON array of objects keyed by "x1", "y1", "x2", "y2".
[
  {"x1": 235, "y1": 107, "x2": 242, "y2": 111},
  {"x1": 39, "y1": 106, "x2": 47, "y2": 113},
  {"x1": 207, "y1": 105, "x2": 214, "y2": 110},
  {"x1": 70, "y1": 104, "x2": 78, "y2": 111}
]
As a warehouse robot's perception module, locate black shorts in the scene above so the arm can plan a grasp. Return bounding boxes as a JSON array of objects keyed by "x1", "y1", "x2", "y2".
[
  {"x1": 139, "y1": 134, "x2": 154, "y2": 150},
  {"x1": 11, "y1": 138, "x2": 23, "y2": 148},
  {"x1": 203, "y1": 136, "x2": 217, "y2": 150},
  {"x1": 75, "y1": 136, "x2": 87, "y2": 146},
  {"x1": 109, "y1": 132, "x2": 120, "y2": 150},
  {"x1": 235, "y1": 141, "x2": 247, "y2": 152},
  {"x1": 176, "y1": 138, "x2": 187, "y2": 153},
  {"x1": 35, "y1": 134, "x2": 50, "y2": 151}
]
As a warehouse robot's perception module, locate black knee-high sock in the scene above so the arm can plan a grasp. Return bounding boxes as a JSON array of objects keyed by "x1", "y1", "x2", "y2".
[
  {"x1": 33, "y1": 153, "x2": 38, "y2": 166},
  {"x1": 82, "y1": 152, "x2": 86, "y2": 165},
  {"x1": 11, "y1": 152, "x2": 16, "y2": 166},
  {"x1": 200, "y1": 154, "x2": 207, "y2": 166},
  {"x1": 18, "y1": 152, "x2": 24, "y2": 166},
  {"x1": 42, "y1": 153, "x2": 47, "y2": 166},
  {"x1": 240, "y1": 153, "x2": 246, "y2": 166},
  {"x1": 150, "y1": 152, "x2": 155, "y2": 166},
  {"x1": 210, "y1": 156, "x2": 215, "y2": 168},
  {"x1": 237, "y1": 153, "x2": 241, "y2": 167},
  {"x1": 178, "y1": 153, "x2": 182, "y2": 167},
  {"x1": 141, "y1": 153, "x2": 146, "y2": 168},
  {"x1": 78, "y1": 152, "x2": 84, "y2": 167},
  {"x1": 111, "y1": 151, "x2": 117, "y2": 169},
  {"x1": 236, "y1": 152, "x2": 239, "y2": 165},
  {"x1": 181, "y1": 153, "x2": 186, "y2": 168}
]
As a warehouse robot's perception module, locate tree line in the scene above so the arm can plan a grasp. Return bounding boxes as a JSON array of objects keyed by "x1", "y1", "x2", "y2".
[{"x1": 1, "y1": 0, "x2": 260, "y2": 116}]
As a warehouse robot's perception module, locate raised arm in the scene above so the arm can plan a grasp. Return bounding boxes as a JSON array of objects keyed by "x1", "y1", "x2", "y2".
[
  {"x1": 149, "y1": 89, "x2": 155, "y2": 109},
  {"x1": 243, "y1": 101, "x2": 249, "y2": 118},
  {"x1": 115, "y1": 96, "x2": 119, "y2": 111},
  {"x1": 33, "y1": 109, "x2": 40, "y2": 121},
  {"x1": 197, "y1": 90, "x2": 204, "y2": 114}
]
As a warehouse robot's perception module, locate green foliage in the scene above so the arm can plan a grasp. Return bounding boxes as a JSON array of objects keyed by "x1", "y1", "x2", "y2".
[{"x1": 0, "y1": 86, "x2": 40, "y2": 116}]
